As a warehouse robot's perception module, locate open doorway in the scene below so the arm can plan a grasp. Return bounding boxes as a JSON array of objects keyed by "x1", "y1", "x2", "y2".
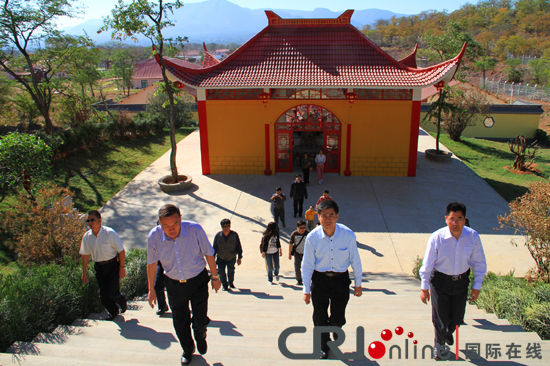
[
  {"x1": 275, "y1": 104, "x2": 341, "y2": 173},
  {"x1": 292, "y1": 131, "x2": 322, "y2": 172}
]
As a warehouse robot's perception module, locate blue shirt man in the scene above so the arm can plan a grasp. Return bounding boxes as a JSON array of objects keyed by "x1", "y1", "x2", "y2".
[
  {"x1": 419, "y1": 202, "x2": 487, "y2": 359},
  {"x1": 301, "y1": 199, "x2": 362, "y2": 359},
  {"x1": 147, "y1": 204, "x2": 221, "y2": 365}
]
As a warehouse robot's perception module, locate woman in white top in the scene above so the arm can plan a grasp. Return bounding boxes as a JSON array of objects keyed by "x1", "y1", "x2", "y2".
[
  {"x1": 315, "y1": 149, "x2": 326, "y2": 184},
  {"x1": 260, "y1": 222, "x2": 283, "y2": 284}
]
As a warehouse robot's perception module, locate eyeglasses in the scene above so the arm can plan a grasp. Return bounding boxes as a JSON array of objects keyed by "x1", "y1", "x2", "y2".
[
  {"x1": 222, "y1": 224, "x2": 230, "y2": 228},
  {"x1": 298, "y1": 226, "x2": 306, "y2": 229},
  {"x1": 86, "y1": 218, "x2": 97, "y2": 223}
]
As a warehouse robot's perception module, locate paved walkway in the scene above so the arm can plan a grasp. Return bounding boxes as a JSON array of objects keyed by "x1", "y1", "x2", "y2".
[{"x1": 101, "y1": 129, "x2": 534, "y2": 276}]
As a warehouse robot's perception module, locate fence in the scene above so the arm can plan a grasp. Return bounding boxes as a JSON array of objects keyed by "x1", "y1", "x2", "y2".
[{"x1": 482, "y1": 78, "x2": 550, "y2": 103}]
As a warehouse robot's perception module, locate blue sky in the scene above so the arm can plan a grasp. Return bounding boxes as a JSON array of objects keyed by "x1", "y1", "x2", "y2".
[{"x1": 64, "y1": 0, "x2": 481, "y2": 27}]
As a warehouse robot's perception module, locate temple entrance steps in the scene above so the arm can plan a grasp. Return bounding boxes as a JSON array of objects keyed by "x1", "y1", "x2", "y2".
[{"x1": 1, "y1": 270, "x2": 549, "y2": 365}]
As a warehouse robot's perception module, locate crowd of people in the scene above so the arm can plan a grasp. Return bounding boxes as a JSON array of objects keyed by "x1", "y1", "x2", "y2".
[{"x1": 79, "y1": 158, "x2": 487, "y2": 364}]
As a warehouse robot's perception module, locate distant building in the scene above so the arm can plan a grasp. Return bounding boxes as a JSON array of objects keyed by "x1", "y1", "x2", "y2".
[
  {"x1": 157, "y1": 10, "x2": 466, "y2": 176},
  {"x1": 132, "y1": 57, "x2": 200, "y2": 90}
]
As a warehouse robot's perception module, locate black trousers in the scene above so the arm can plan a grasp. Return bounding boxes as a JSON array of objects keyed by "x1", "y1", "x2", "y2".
[
  {"x1": 430, "y1": 270, "x2": 470, "y2": 345},
  {"x1": 94, "y1": 257, "x2": 126, "y2": 317},
  {"x1": 216, "y1": 257, "x2": 236, "y2": 289},
  {"x1": 302, "y1": 168, "x2": 310, "y2": 184},
  {"x1": 273, "y1": 207, "x2": 285, "y2": 227},
  {"x1": 165, "y1": 269, "x2": 210, "y2": 355},
  {"x1": 311, "y1": 270, "x2": 351, "y2": 352},
  {"x1": 293, "y1": 253, "x2": 303, "y2": 282},
  {"x1": 293, "y1": 198, "x2": 304, "y2": 217},
  {"x1": 154, "y1": 261, "x2": 168, "y2": 310}
]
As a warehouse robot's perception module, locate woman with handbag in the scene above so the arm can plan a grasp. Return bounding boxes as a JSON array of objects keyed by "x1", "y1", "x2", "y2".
[{"x1": 260, "y1": 222, "x2": 283, "y2": 284}]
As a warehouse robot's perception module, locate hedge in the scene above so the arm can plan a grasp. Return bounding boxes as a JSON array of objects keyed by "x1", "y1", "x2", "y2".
[
  {"x1": 412, "y1": 257, "x2": 550, "y2": 340},
  {"x1": 0, "y1": 249, "x2": 148, "y2": 352}
]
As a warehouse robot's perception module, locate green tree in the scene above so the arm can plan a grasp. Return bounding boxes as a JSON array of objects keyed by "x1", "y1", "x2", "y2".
[
  {"x1": 103, "y1": 0, "x2": 187, "y2": 182},
  {"x1": 422, "y1": 22, "x2": 482, "y2": 63},
  {"x1": 0, "y1": 0, "x2": 82, "y2": 134},
  {"x1": 65, "y1": 45, "x2": 102, "y2": 97},
  {"x1": 528, "y1": 58, "x2": 550, "y2": 86},
  {"x1": 0, "y1": 132, "x2": 52, "y2": 202},
  {"x1": 147, "y1": 88, "x2": 194, "y2": 129},
  {"x1": 505, "y1": 58, "x2": 524, "y2": 83},
  {"x1": 423, "y1": 86, "x2": 456, "y2": 152},
  {"x1": 111, "y1": 48, "x2": 135, "y2": 96},
  {"x1": 474, "y1": 56, "x2": 497, "y2": 89}
]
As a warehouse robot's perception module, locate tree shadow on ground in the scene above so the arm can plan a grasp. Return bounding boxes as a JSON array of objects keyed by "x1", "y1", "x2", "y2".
[{"x1": 484, "y1": 178, "x2": 528, "y2": 203}]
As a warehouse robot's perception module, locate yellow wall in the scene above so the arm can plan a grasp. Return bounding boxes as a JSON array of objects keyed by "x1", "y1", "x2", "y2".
[
  {"x1": 420, "y1": 112, "x2": 540, "y2": 139},
  {"x1": 205, "y1": 99, "x2": 413, "y2": 175},
  {"x1": 462, "y1": 114, "x2": 540, "y2": 139}
]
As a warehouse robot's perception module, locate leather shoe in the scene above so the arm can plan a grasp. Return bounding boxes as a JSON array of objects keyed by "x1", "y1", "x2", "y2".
[
  {"x1": 196, "y1": 328, "x2": 207, "y2": 355},
  {"x1": 156, "y1": 306, "x2": 168, "y2": 316},
  {"x1": 446, "y1": 332, "x2": 454, "y2": 346},
  {"x1": 229, "y1": 282, "x2": 236, "y2": 289},
  {"x1": 320, "y1": 350, "x2": 329, "y2": 359},
  {"x1": 120, "y1": 299, "x2": 127, "y2": 314},
  {"x1": 181, "y1": 352, "x2": 193, "y2": 365}
]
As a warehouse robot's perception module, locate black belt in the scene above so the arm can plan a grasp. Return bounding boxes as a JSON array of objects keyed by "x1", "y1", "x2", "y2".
[
  {"x1": 95, "y1": 256, "x2": 117, "y2": 266},
  {"x1": 316, "y1": 270, "x2": 347, "y2": 277},
  {"x1": 434, "y1": 269, "x2": 470, "y2": 281},
  {"x1": 166, "y1": 269, "x2": 207, "y2": 284}
]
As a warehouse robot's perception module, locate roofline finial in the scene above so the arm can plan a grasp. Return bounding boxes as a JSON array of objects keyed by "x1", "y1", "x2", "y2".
[{"x1": 264, "y1": 9, "x2": 354, "y2": 26}]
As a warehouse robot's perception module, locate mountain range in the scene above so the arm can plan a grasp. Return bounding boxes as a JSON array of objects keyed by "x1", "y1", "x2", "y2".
[{"x1": 64, "y1": 0, "x2": 405, "y2": 45}]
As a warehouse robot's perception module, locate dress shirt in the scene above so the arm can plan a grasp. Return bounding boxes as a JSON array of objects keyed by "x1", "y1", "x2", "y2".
[
  {"x1": 80, "y1": 226, "x2": 124, "y2": 262},
  {"x1": 147, "y1": 221, "x2": 215, "y2": 281},
  {"x1": 419, "y1": 226, "x2": 487, "y2": 290},
  {"x1": 301, "y1": 223, "x2": 362, "y2": 293}
]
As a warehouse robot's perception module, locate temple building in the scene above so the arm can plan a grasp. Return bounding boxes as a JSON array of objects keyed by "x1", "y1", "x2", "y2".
[{"x1": 158, "y1": 10, "x2": 465, "y2": 176}]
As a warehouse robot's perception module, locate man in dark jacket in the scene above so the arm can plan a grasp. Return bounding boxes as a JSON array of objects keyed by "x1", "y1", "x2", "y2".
[
  {"x1": 270, "y1": 187, "x2": 286, "y2": 228},
  {"x1": 213, "y1": 219, "x2": 243, "y2": 291},
  {"x1": 290, "y1": 175, "x2": 308, "y2": 218}
]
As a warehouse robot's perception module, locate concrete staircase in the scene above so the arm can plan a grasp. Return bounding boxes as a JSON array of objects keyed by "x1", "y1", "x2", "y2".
[{"x1": 1, "y1": 269, "x2": 549, "y2": 365}]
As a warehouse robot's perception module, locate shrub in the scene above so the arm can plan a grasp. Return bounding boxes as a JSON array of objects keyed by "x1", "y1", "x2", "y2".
[
  {"x1": 524, "y1": 303, "x2": 550, "y2": 339},
  {"x1": 412, "y1": 256, "x2": 422, "y2": 279},
  {"x1": 0, "y1": 132, "x2": 53, "y2": 202},
  {"x1": 475, "y1": 273, "x2": 550, "y2": 340},
  {"x1": 0, "y1": 249, "x2": 148, "y2": 352},
  {"x1": 147, "y1": 89, "x2": 194, "y2": 129},
  {"x1": 499, "y1": 181, "x2": 550, "y2": 283},
  {"x1": 442, "y1": 88, "x2": 490, "y2": 142},
  {"x1": 2, "y1": 185, "x2": 86, "y2": 265},
  {"x1": 121, "y1": 249, "x2": 148, "y2": 299},
  {"x1": 0, "y1": 258, "x2": 101, "y2": 351},
  {"x1": 534, "y1": 129, "x2": 549, "y2": 146}
]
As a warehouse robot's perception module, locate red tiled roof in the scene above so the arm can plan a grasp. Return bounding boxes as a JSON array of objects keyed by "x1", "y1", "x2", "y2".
[
  {"x1": 201, "y1": 43, "x2": 220, "y2": 68},
  {"x1": 398, "y1": 44, "x2": 418, "y2": 68},
  {"x1": 133, "y1": 57, "x2": 200, "y2": 80},
  {"x1": 160, "y1": 10, "x2": 465, "y2": 89}
]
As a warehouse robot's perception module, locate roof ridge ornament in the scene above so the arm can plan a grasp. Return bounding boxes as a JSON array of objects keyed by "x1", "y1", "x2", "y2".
[{"x1": 265, "y1": 9, "x2": 354, "y2": 26}]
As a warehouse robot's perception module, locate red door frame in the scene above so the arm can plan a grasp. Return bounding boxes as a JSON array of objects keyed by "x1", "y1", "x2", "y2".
[{"x1": 274, "y1": 104, "x2": 341, "y2": 173}]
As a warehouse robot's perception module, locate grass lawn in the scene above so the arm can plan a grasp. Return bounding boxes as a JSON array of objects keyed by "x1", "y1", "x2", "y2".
[
  {"x1": 0, "y1": 127, "x2": 195, "y2": 273},
  {"x1": 52, "y1": 127, "x2": 195, "y2": 212},
  {"x1": 434, "y1": 133, "x2": 550, "y2": 202}
]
